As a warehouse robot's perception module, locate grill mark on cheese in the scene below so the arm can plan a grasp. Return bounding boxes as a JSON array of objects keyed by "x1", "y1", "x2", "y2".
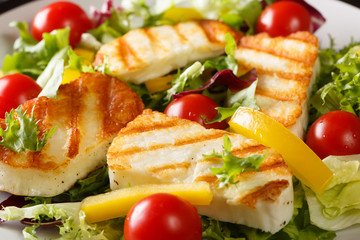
[
  {"x1": 255, "y1": 89, "x2": 304, "y2": 104},
  {"x1": 288, "y1": 31, "x2": 318, "y2": 47},
  {"x1": 198, "y1": 20, "x2": 243, "y2": 44},
  {"x1": 196, "y1": 157, "x2": 222, "y2": 165},
  {"x1": 112, "y1": 130, "x2": 229, "y2": 159},
  {"x1": 236, "y1": 51, "x2": 312, "y2": 82},
  {"x1": 120, "y1": 118, "x2": 195, "y2": 136},
  {"x1": 142, "y1": 28, "x2": 164, "y2": 54},
  {"x1": 231, "y1": 145, "x2": 267, "y2": 157},
  {"x1": 255, "y1": 86, "x2": 305, "y2": 103},
  {"x1": 91, "y1": 73, "x2": 145, "y2": 140},
  {"x1": 240, "y1": 32, "x2": 318, "y2": 67},
  {"x1": 239, "y1": 179, "x2": 289, "y2": 208},
  {"x1": 117, "y1": 37, "x2": 144, "y2": 70},
  {"x1": 65, "y1": 77, "x2": 82, "y2": 159},
  {"x1": 173, "y1": 24, "x2": 188, "y2": 44},
  {"x1": 197, "y1": 21, "x2": 218, "y2": 43},
  {"x1": 98, "y1": 76, "x2": 118, "y2": 139},
  {"x1": 194, "y1": 175, "x2": 218, "y2": 184},
  {"x1": 148, "y1": 162, "x2": 191, "y2": 175}
]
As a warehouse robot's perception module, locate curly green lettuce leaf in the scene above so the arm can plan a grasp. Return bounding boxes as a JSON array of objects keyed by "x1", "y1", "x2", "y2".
[
  {"x1": 204, "y1": 135, "x2": 265, "y2": 188},
  {"x1": 310, "y1": 43, "x2": 360, "y2": 123},
  {"x1": 0, "y1": 106, "x2": 56, "y2": 153},
  {"x1": 0, "y1": 202, "x2": 124, "y2": 240}
]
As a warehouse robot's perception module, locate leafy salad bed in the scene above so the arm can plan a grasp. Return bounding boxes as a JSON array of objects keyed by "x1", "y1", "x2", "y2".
[{"x1": 0, "y1": 0, "x2": 360, "y2": 239}]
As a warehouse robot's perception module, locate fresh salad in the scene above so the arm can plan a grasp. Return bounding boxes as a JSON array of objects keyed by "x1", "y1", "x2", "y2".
[{"x1": 0, "y1": 0, "x2": 360, "y2": 239}]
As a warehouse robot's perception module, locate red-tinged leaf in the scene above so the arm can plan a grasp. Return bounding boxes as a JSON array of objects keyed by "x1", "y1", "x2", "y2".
[{"x1": 173, "y1": 69, "x2": 257, "y2": 100}]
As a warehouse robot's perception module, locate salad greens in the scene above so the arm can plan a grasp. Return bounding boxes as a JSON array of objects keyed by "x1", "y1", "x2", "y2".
[
  {"x1": 0, "y1": 202, "x2": 125, "y2": 240},
  {"x1": 89, "y1": 0, "x2": 264, "y2": 45},
  {"x1": 25, "y1": 166, "x2": 110, "y2": 206},
  {"x1": 304, "y1": 155, "x2": 360, "y2": 232},
  {"x1": 0, "y1": 106, "x2": 56, "y2": 153},
  {"x1": 309, "y1": 39, "x2": 360, "y2": 123},
  {"x1": 2, "y1": 22, "x2": 70, "y2": 79},
  {"x1": 0, "y1": 0, "x2": 355, "y2": 239},
  {"x1": 188, "y1": 0, "x2": 262, "y2": 34},
  {"x1": 204, "y1": 135, "x2": 265, "y2": 188},
  {"x1": 0, "y1": 176, "x2": 336, "y2": 240}
]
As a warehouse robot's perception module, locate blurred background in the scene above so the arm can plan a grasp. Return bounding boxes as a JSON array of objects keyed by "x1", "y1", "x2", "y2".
[{"x1": 0, "y1": 0, "x2": 360, "y2": 14}]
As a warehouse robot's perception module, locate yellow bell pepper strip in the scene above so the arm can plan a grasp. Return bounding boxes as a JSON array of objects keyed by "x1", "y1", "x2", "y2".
[
  {"x1": 228, "y1": 107, "x2": 333, "y2": 194},
  {"x1": 81, "y1": 182, "x2": 213, "y2": 223},
  {"x1": 145, "y1": 74, "x2": 174, "y2": 93},
  {"x1": 62, "y1": 48, "x2": 95, "y2": 84},
  {"x1": 73, "y1": 48, "x2": 95, "y2": 65},
  {"x1": 162, "y1": 7, "x2": 203, "y2": 23},
  {"x1": 62, "y1": 68, "x2": 81, "y2": 85}
]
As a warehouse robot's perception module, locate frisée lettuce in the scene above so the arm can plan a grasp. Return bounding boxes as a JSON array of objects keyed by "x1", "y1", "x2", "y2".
[{"x1": 309, "y1": 42, "x2": 360, "y2": 124}]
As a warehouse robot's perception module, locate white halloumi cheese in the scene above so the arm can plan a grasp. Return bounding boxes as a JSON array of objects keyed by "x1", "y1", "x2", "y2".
[
  {"x1": 0, "y1": 72, "x2": 144, "y2": 197},
  {"x1": 107, "y1": 110, "x2": 293, "y2": 233},
  {"x1": 235, "y1": 31, "x2": 320, "y2": 139},
  {"x1": 93, "y1": 20, "x2": 242, "y2": 84}
]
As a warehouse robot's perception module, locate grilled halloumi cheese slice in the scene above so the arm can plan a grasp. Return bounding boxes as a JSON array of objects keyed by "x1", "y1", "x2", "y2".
[
  {"x1": 235, "y1": 31, "x2": 320, "y2": 139},
  {"x1": 93, "y1": 20, "x2": 242, "y2": 84},
  {"x1": 0, "y1": 72, "x2": 144, "y2": 197},
  {"x1": 107, "y1": 110, "x2": 293, "y2": 233}
]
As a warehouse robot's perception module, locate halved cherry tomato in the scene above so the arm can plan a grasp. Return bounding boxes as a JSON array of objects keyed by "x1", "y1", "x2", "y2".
[
  {"x1": 0, "y1": 73, "x2": 42, "y2": 118},
  {"x1": 306, "y1": 111, "x2": 360, "y2": 159},
  {"x1": 164, "y1": 94, "x2": 227, "y2": 129},
  {"x1": 124, "y1": 193, "x2": 202, "y2": 240},
  {"x1": 31, "y1": 1, "x2": 93, "y2": 47},
  {"x1": 256, "y1": 1, "x2": 312, "y2": 37}
]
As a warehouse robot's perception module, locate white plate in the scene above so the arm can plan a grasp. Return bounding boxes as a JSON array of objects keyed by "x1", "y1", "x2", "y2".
[{"x1": 0, "y1": 0, "x2": 359, "y2": 239}]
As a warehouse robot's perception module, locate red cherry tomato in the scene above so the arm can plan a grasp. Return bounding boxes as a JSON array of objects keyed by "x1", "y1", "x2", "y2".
[
  {"x1": 164, "y1": 94, "x2": 227, "y2": 129},
  {"x1": 256, "y1": 1, "x2": 312, "y2": 37},
  {"x1": 124, "y1": 193, "x2": 202, "y2": 240},
  {"x1": 31, "y1": 1, "x2": 93, "y2": 47},
  {"x1": 0, "y1": 73, "x2": 42, "y2": 118},
  {"x1": 306, "y1": 111, "x2": 360, "y2": 159}
]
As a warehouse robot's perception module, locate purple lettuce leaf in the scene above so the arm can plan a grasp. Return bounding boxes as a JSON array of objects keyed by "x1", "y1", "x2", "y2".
[
  {"x1": 173, "y1": 69, "x2": 257, "y2": 100},
  {"x1": 90, "y1": 0, "x2": 122, "y2": 27}
]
